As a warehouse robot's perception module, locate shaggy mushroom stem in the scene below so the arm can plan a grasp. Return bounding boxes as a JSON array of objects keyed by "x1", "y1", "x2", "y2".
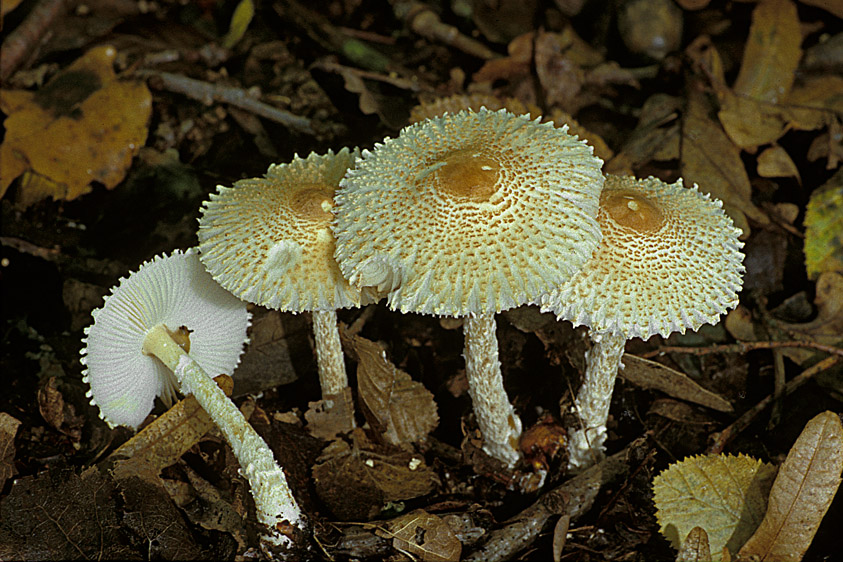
[
  {"x1": 463, "y1": 313, "x2": 523, "y2": 468},
  {"x1": 142, "y1": 323, "x2": 304, "y2": 552},
  {"x1": 312, "y1": 309, "x2": 349, "y2": 396},
  {"x1": 566, "y1": 331, "x2": 626, "y2": 470}
]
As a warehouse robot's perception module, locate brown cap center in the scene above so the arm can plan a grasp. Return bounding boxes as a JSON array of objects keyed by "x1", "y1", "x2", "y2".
[
  {"x1": 428, "y1": 149, "x2": 500, "y2": 202},
  {"x1": 291, "y1": 185, "x2": 334, "y2": 221},
  {"x1": 603, "y1": 191, "x2": 664, "y2": 232}
]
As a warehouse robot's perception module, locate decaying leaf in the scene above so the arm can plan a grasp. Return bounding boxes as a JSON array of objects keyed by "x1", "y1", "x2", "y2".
[
  {"x1": 803, "y1": 168, "x2": 843, "y2": 280},
  {"x1": 652, "y1": 454, "x2": 777, "y2": 560},
  {"x1": 0, "y1": 413, "x2": 21, "y2": 491},
  {"x1": 621, "y1": 355, "x2": 733, "y2": 412},
  {"x1": 312, "y1": 430, "x2": 436, "y2": 520},
  {"x1": 757, "y1": 146, "x2": 800, "y2": 182},
  {"x1": 233, "y1": 310, "x2": 305, "y2": 397},
  {"x1": 378, "y1": 509, "x2": 462, "y2": 562},
  {"x1": 732, "y1": 0, "x2": 801, "y2": 104},
  {"x1": 347, "y1": 332, "x2": 439, "y2": 446},
  {"x1": 738, "y1": 411, "x2": 843, "y2": 562},
  {"x1": 37, "y1": 376, "x2": 84, "y2": 441},
  {"x1": 681, "y1": 84, "x2": 768, "y2": 237},
  {"x1": 775, "y1": 272, "x2": 843, "y2": 365},
  {"x1": 677, "y1": 526, "x2": 712, "y2": 562},
  {"x1": 605, "y1": 93, "x2": 680, "y2": 175},
  {"x1": 0, "y1": 45, "x2": 152, "y2": 207},
  {"x1": 552, "y1": 514, "x2": 570, "y2": 562},
  {"x1": 304, "y1": 387, "x2": 357, "y2": 439}
]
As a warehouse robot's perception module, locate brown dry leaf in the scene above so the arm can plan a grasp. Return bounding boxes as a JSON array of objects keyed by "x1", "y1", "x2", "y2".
[
  {"x1": 37, "y1": 376, "x2": 84, "y2": 441},
  {"x1": 681, "y1": 84, "x2": 769, "y2": 237},
  {"x1": 732, "y1": 0, "x2": 801, "y2": 104},
  {"x1": 775, "y1": 272, "x2": 843, "y2": 364},
  {"x1": 0, "y1": 412, "x2": 21, "y2": 491},
  {"x1": 0, "y1": 45, "x2": 151, "y2": 207},
  {"x1": 534, "y1": 31, "x2": 587, "y2": 111},
  {"x1": 234, "y1": 310, "x2": 305, "y2": 396},
  {"x1": 473, "y1": 32, "x2": 534, "y2": 85},
  {"x1": 803, "y1": 168, "x2": 843, "y2": 280},
  {"x1": 552, "y1": 514, "x2": 570, "y2": 562},
  {"x1": 304, "y1": 387, "x2": 356, "y2": 439},
  {"x1": 738, "y1": 411, "x2": 843, "y2": 562},
  {"x1": 652, "y1": 454, "x2": 777, "y2": 560},
  {"x1": 622, "y1": 355, "x2": 733, "y2": 412},
  {"x1": 379, "y1": 510, "x2": 462, "y2": 562},
  {"x1": 347, "y1": 333, "x2": 439, "y2": 446},
  {"x1": 757, "y1": 146, "x2": 801, "y2": 182},
  {"x1": 108, "y1": 375, "x2": 233, "y2": 473},
  {"x1": 678, "y1": 526, "x2": 712, "y2": 562},
  {"x1": 312, "y1": 430, "x2": 436, "y2": 520},
  {"x1": 716, "y1": 92, "x2": 792, "y2": 149},
  {"x1": 605, "y1": 93, "x2": 680, "y2": 175}
]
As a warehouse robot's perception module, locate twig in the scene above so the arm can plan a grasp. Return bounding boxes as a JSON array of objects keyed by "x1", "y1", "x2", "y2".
[
  {"x1": 706, "y1": 355, "x2": 841, "y2": 455},
  {"x1": 0, "y1": 0, "x2": 67, "y2": 82},
  {"x1": 463, "y1": 448, "x2": 630, "y2": 562},
  {"x1": 0, "y1": 236, "x2": 61, "y2": 262},
  {"x1": 135, "y1": 70, "x2": 315, "y2": 135},
  {"x1": 642, "y1": 340, "x2": 843, "y2": 360},
  {"x1": 390, "y1": 0, "x2": 498, "y2": 60}
]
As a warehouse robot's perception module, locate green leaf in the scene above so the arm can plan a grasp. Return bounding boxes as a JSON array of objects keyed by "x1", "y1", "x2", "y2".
[{"x1": 804, "y1": 167, "x2": 843, "y2": 280}]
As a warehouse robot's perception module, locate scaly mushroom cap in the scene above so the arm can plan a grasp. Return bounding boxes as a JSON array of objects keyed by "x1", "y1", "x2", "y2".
[
  {"x1": 542, "y1": 175, "x2": 745, "y2": 339},
  {"x1": 198, "y1": 148, "x2": 364, "y2": 312},
  {"x1": 80, "y1": 248, "x2": 250, "y2": 429},
  {"x1": 333, "y1": 108, "x2": 605, "y2": 317}
]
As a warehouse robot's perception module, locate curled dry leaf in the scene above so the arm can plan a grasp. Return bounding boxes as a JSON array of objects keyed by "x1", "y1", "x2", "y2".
[
  {"x1": 378, "y1": 510, "x2": 462, "y2": 562},
  {"x1": 652, "y1": 454, "x2": 777, "y2": 560},
  {"x1": 0, "y1": 45, "x2": 151, "y2": 207},
  {"x1": 757, "y1": 146, "x2": 800, "y2": 182},
  {"x1": 347, "y1": 333, "x2": 439, "y2": 446},
  {"x1": 621, "y1": 355, "x2": 733, "y2": 413},
  {"x1": 738, "y1": 411, "x2": 843, "y2": 562},
  {"x1": 678, "y1": 526, "x2": 712, "y2": 562}
]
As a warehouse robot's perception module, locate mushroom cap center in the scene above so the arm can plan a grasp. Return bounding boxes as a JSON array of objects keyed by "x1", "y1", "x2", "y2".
[
  {"x1": 425, "y1": 148, "x2": 501, "y2": 202},
  {"x1": 291, "y1": 185, "x2": 334, "y2": 221},
  {"x1": 603, "y1": 190, "x2": 664, "y2": 232}
]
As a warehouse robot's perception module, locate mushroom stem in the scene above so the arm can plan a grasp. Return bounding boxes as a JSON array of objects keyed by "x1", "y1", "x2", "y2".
[
  {"x1": 312, "y1": 309, "x2": 349, "y2": 396},
  {"x1": 142, "y1": 323, "x2": 305, "y2": 553},
  {"x1": 566, "y1": 331, "x2": 626, "y2": 470},
  {"x1": 463, "y1": 313, "x2": 523, "y2": 468}
]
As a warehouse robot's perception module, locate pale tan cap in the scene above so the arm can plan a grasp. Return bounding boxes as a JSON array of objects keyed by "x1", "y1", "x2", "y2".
[
  {"x1": 542, "y1": 175, "x2": 745, "y2": 339},
  {"x1": 333, "y1": 108, "x2": 605, "y2": 317},
  {"x1": 198, "y1": 148, "x2": 364, "y2": 312}
]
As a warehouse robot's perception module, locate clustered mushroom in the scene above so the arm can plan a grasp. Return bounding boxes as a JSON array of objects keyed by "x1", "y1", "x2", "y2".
[
  {"x1": 542, "y1": 175, "x2": 745, "y2": 469},
  {"x1": 332, "y1": 108, "x2": 605, "y2": 467},
  {"x1": 81, "y1": 249, "x2": 304, "y2": 554}
]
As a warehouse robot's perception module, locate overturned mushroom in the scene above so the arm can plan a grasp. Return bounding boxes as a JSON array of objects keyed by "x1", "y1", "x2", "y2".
[
  {"x1": 333, "y1": 108, "x2": 604, "y2": 468},
  {"x1": 80, "y1": 249, "x2": 304, "y2": 554},
  {"x1": 542, "y1": 175, "x2": 745, "y2": 470},
  {"x1": 198, "y1": 148, "x2": 368, "y2": 430}
]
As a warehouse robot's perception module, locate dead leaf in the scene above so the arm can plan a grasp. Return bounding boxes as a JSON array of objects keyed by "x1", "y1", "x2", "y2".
[
  {"x1": 652, "y1": 454, "x2": 777, "y2": 560},
  {"x1": 775, "y1": 272, "x2": 843, "y2": 364},
  {"x1": 803, "y1": 168, "x2": 843, "y2": 280},
  {"x1": 380, "y1": 510, "x2": 462, "y2": 562},
  {"x1": 234, "y1": 310, "x2": 305, "y2": 397},
  {"x1": 37, "y1": 376, "x2": 84, "y2": 441},
  {"x1": 622, "y1": 355, "x2": 733, "y2": 412},
  {"x1": 552, "y1": 514, "x2": 570, "y2": 562},
  {"x1": 678, "y1": 526, "x2": 712, "y2": 562},
  {"x1": 732, "y1": 0, "x2": 801, "y2": 104},
  {"x1": 605, "y1": 93, "x2": 680, "y2": 174},
  {"x1": 0, "y1": 412, "x2": 21, "y2": 491},
  {"x1": 304, "y1": 387, "x2": 357, "y2": 439},
  {"x1": 757, "y1": 146, "x2": 800, "y2": 182},
  {"x1": 616, "y1": 0, "x2": 683, "y2": 60},
  {"x1": 347, "y1": 332, "x2": 439, "y2": 446},
  {"x1": 534, "y1": 31, "x2": 586, "y2": 110},
  {"x1": 312, "y1": 430, "x2": 436, "y2": 520},
  {"x1": 108, "y1": 375, "x2": 232, "y2": 473},
  {"x1": 0, "y1": 45, "x2": 151, "y2": 206},
  {"x1": 681, "y1": 84, "x2": 769, "y2": 237},
  {"x1": 738, "y1": 411, "x2": 843, "y2": 562}
]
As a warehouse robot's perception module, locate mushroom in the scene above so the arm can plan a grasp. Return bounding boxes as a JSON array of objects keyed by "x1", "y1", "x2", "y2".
[
  {"x1": 333, "y1": 108, "x2": 605, "y2": 468},
  {"x1": 541, "y1": 175, "x2": 745, "y2": 470},
  {"x1": 197, "y1": 148, "x2": 368, "y2": 428},
  {"x1": 80, "y1": 249, "x2": 304, "y2": 554}
]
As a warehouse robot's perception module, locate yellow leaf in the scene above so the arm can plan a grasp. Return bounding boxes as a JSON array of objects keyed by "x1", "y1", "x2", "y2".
[
  {"x1": 733, "y1": 0, "x2": 801, "y2": 103},
  {"x1": 652, "y1": 454, "x2": 777, "y2": 561},
  {"x1": 221, "y1": 0, "x2": 254, "y2": 49},
  {"x1": 757, "y1": 146, "x2": 800, "y2": 182},
  {"x1": 804, "y1": 168, "x2": 843, "y2": 279},
  {"x1": 0, "y1": 45, "x2": 151, "y2": 207},
  {"x1": 738, "y1": 411, "x2": 843, "y2": 562}
]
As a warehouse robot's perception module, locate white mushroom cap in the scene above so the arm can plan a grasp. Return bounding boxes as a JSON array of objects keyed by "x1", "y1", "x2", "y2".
[
  {"x1": 542, "y1": 175, "x2": 745, "y2": 340},
  {"x1": 333, "y1": 108, "x2": 605, "y2": 317},
  {"x1": 198, "y1": 148, "x2": 365, "y2": 312},
  {"x1": 80, "y1": 248, "x2": 251, "y2": 429}
]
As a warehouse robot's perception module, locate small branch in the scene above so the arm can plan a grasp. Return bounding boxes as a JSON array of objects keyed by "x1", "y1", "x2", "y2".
[
  {"x1": 0, "y1": 0, "x2": 68, "y2": 82},
  {"x1": 135, "y1": 70, "x2": 315, "y2": 135},
  {"x1": 706, "y1": 355, "x2": 841, "y2": 455},
  {"x1": 642, "y1": 340, "x2": 843, "y2": 360},
  {"x1": 391, "y1": 0, "x2": 498, "y2": 60}
]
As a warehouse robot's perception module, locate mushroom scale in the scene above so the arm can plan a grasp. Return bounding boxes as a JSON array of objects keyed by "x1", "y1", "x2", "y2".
[
  {"x1": 334, "y1": 108, "x2": 604, "y2": 317},
  {"x1": 541, "y1": 175, "x2": 745, "y2": 470},
  {"x1": 81, "y1": 248, "x2": 250, "y2": 429},
  {"x1": 198, "y1": 147, "x2": 363, "y2": 313}
]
